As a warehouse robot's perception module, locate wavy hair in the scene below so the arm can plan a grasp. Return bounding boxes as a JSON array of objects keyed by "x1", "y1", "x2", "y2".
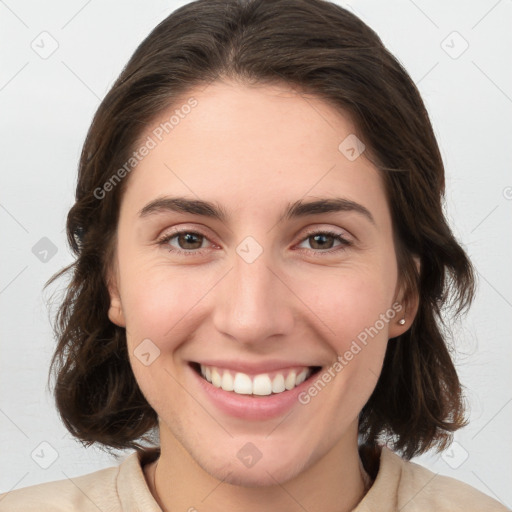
[{"x1": 45, "y1": 0, "x2": 475, "y2": 460}]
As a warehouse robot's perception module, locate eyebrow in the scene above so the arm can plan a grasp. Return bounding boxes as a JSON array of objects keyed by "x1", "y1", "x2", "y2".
[{"x1": 138, "y1": 196, "x2": 375, "y2": 225}]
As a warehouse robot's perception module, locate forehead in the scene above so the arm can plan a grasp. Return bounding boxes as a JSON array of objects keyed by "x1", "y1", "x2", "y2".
[{"x1": 122, "y1": 80, "x2": 389, "y2": 228}]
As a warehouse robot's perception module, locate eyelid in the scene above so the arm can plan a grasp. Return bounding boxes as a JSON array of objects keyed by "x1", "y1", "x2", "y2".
[
  {"x1": 155, "y1": 225, "x2": 217, "y2": 253},
  {"x1": 299, "y1": 225, "x2": 352, "y2": 241},
  {"x1": 293, "y1": 228, "x2": 353, "y2": 256},
  {"x1": 156, "y1": 223, "x2": 352, "y2": 241},
  {"x1": 156, "y1": 224, "x2": 354, "y2": 256}
]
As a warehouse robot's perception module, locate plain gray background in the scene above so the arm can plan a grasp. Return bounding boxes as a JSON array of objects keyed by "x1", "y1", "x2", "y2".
[{"x1": 1, "y1": 0, "x2": 511, "y2": 507}]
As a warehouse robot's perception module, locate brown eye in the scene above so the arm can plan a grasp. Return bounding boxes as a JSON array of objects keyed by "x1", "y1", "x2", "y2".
[
  {"x1": 157, "y1": 230, "x2": 212, "y2": 256},
  {"x1": 308, "y1": 233, "x2": 336, "y2": 250},
  {"x1": 296, "y1": 230, "x2": 352, "y2": 254},
  {"x1": 175, "y1": 232, "x2": 204, "y2": 250}
]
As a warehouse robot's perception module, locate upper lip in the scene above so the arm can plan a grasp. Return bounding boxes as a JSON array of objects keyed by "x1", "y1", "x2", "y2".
[{"x1": 191, "y1": 359, "x2": 321, "y2": 375}]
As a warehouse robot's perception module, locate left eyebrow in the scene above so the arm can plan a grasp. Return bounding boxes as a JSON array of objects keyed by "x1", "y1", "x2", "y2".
[
  {"x1": 281, "y1": 197, "x2": 375, "y2": 226},
  {"x1": 137, "y1": 195, "x2": 375, "y2": 226}
]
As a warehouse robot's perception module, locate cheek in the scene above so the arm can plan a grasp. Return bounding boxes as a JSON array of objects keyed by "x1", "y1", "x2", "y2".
[
  {"x1": 119, "y1": 259, "x2": 210, "y2": 342},
  {"x1": 120, "y1": 265, "x2": 200, "y2": 414},
  {"x1": 293, "y1": 262, "x2": 397, "y2": 347}
]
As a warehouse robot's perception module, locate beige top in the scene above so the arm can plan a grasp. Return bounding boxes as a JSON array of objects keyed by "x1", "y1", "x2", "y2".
[{"x1": 0, "y1": 446, "x2": 508, "y2": 511}]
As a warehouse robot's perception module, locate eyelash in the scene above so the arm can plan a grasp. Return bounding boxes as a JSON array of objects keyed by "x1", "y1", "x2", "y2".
[{"x1": 156, "y1": 228, "x2": 352, "y2": 257}]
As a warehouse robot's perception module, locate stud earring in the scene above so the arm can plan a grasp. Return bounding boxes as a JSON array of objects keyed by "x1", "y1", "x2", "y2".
[{"x1": 398, "y1": 305, "x2": 406, "y2": 325}]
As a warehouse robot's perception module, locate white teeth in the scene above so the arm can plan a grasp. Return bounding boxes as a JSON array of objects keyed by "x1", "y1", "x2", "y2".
[
  {"x1": 272, "y1": 373, "x2": 285, "y2": 393},
  {"x1": 221, "y1": 371, "x2": 234, "y2": 391},
  {"x1": 233, "y1": 372, "x2": 252, "y2": 394},
  {"x1": 211, "y1": 368, "x2": 221, "y2": 388},
  {"x1": 252, "y1": 374, "x2": 272, "y2": 396},
  {"x1": 284, "y1": 371, "x2": 296, "y2": 390},
  {"x1": 198, "y1": 365, "x2": 315, "y2": 396},
  {"x1": 296, "y1": 369, "x2": 308, "y2": 385}
]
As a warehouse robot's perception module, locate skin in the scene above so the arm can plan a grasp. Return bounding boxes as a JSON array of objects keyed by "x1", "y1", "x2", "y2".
[{"x1": 107, "y1": 79, "x2": 419, "y2": 512}]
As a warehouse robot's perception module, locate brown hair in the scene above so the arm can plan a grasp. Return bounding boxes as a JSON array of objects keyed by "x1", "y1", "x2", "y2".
[{"x1": 45, "y1": 0, "x2": 475, "y2": 460}]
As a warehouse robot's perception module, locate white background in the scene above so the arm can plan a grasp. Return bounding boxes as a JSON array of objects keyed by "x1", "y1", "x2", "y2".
[{"x1": 1, "y1": 0, "x2": 511, "y2": 507}]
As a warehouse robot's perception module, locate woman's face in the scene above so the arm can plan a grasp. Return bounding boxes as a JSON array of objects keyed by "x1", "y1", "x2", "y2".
[{"x1": 108, "y1": 80, "x2": 410, "y2": 486}]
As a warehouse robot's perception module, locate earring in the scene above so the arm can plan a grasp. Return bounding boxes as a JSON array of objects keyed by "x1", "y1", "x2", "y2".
[{"x1": 398, "y1": 305, "x2": 406, "y2": 325}]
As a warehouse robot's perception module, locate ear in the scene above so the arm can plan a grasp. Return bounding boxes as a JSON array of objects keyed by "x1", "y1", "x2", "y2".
[
  {"x1": 106, "y1": 265, "x2": 126, "y2": 328},
  {"x1": 388, "y1": 256, "x2": 420, "y2": 339}
]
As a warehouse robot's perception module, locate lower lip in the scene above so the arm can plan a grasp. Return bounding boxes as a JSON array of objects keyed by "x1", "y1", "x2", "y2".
[{"x1": 189, "y1": 364, "x2": 319, "y2": 421}]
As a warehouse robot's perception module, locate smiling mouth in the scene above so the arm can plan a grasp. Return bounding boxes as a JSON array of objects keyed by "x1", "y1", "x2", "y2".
[{"x1": 190, "y1": 362, "x2": 322, "y2": 397}]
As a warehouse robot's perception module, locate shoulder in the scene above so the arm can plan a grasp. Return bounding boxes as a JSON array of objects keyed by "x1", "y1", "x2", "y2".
[
  {"x1": 0, "y1": 452, "x2": 147, "y2": 512},
  {"x1": 0, "y1": 465, "x2": 120, "y2": 512},
  {"x1": 359, "y1": 446, "x2": 510, "y2": 512}
]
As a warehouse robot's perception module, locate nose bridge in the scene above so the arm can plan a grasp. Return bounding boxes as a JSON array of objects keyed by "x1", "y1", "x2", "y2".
[{"x1": 212, "y1": 244, "x2": 294, "y2": 344}]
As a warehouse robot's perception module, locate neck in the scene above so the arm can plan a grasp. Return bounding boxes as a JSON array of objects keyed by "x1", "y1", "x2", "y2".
[{"x1": 145, "y1": 424, "x2": 372, "y2": 512}]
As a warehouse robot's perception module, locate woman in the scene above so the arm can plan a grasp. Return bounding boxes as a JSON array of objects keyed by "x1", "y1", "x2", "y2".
[{"x1": 0, "y1": 0, "x2": 507, "y2": 510}]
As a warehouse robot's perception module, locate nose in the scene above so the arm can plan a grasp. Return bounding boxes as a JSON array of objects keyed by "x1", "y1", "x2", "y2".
[{"x1": 212, "y1": 247, "x2": 295, "y2": 347}]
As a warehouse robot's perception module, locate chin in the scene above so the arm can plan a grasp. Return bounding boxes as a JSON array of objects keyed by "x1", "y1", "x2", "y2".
[
  {"x1": 197, "y1": 448, "x2": 311, "y2": 488},
  {"x1": 209, "y1": 462, "x2": 305, "y2": 488}
]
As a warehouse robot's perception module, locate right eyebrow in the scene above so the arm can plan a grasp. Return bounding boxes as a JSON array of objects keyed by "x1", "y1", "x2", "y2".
[{"x1": 138, "y1": 196, "x2": 229, "y2": 222}]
